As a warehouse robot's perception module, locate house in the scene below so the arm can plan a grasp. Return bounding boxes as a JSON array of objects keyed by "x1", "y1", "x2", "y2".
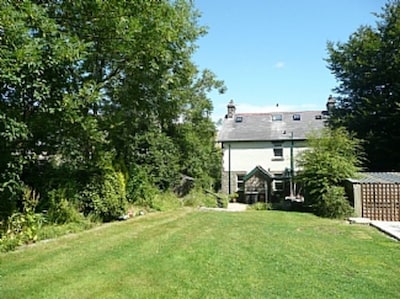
[
  {"x1": 345, "y1": 172, "x2": 400, "y2": 221},
  {"x1": 217, "y1": 98, "x2": 333, "y2": 203}
]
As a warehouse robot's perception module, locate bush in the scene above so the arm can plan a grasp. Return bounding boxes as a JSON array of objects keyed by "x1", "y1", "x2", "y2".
[
  {"x1": 315, "y1": 186, "x2": 353, "y2": 219},
  {"x1": 296, "y1": 127, "x2": 362, "y2": 214},
  {"x1": 47, "y1": 189, "x2": 84, "y2": 224},
  {"x1": 126, "y1": 166, "x2": 158, "y2": 207},
  {"x1": 80, "y1": 169, "x2": 127, "y2": 222},
  {"x1": 0, "y1": 187, "x2": 45, "y2": 252}
]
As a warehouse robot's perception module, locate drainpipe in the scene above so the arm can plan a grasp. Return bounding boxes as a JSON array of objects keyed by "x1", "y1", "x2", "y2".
[
  {"x1": 228, "y1": 143, "x2": 231, "y2": 195},
  {"x1": 290, "y1": 132, "x2": 294, "y2": 197}
]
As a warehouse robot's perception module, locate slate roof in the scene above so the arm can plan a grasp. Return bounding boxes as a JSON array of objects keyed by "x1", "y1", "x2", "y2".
[
  {"x1": 243, "y1": 165, "x2": 274, "y2": 182},
  {"x1": 347, "y1": 172, "x2": 400, "y2": 184},
  {"x1": 217, "y1": 110, "x2": 328, "y2": 142}
]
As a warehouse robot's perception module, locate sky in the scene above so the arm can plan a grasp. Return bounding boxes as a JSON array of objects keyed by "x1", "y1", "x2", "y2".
[{"x1": 192, "y1": 0, "x2": 387, "y2": 121}]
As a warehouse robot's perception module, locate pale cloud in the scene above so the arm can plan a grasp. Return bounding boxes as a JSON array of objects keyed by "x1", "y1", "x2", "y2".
[{"x1": 274, "y1": 61, "x2": 285, "y2": 69}]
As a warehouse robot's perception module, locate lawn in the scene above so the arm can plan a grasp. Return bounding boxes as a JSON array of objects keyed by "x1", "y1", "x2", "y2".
[{"x1": 1, "y1": 208, "x2": 399, "y2": 298}]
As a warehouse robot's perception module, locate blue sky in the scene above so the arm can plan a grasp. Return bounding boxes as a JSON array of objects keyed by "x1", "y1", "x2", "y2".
[{"x1": 192, "y1": 0, "x2": 386, "y2": 121}]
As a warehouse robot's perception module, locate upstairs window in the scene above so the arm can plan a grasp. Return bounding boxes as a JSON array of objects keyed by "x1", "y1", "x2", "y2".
[
  {"x1": 272, "y1": 114, "x2": 282, "y2": 121},
  {"x1": 273, "y1": 143, "x2": 283, "y2": 158},
  {"x1": 293, "y1": 114, "x2": 301, "y2": 121}
]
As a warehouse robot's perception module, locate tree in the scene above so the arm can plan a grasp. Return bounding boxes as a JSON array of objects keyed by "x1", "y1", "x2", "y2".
[
  {"x1": 296, "y1": 128, "x2": 362, "y2": 218},
  {"x1": 326, "y1": 1, "x2": 400, "y2": 171},
  {"x1": 0, "y1": 0, "x2": 225, "y2": 221},
  {"x1": 0, "y1": 0, "x2": 91, "y2": 218}
]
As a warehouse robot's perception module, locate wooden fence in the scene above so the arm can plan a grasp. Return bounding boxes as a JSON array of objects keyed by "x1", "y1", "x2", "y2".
[{"x1": 361, "y1": 183, "x2": 400, "y2": 221}]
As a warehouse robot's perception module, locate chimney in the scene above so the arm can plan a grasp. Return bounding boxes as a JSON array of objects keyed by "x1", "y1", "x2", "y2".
[
  {"x1": 226, "y1": 99, "x2": 236, "y2": 118},
  {"x1": 326, "y1": 95, "x2": 336, "y2": 114}
]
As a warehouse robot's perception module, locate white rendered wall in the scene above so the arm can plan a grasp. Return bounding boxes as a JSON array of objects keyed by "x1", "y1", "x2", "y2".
[{"x1": 222, "y1": 141, "x2": 308, "y2": 174}]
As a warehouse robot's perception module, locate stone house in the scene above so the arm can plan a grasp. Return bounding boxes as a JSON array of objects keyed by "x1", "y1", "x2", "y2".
[{"x1": 217, "y1": 98, "x2": 333, "y2": 203}]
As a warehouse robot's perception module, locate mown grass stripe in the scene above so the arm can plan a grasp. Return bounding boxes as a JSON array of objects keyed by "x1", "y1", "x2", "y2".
[{"x1": 1, "y1": 209, "x2": 399, "y2": 298}]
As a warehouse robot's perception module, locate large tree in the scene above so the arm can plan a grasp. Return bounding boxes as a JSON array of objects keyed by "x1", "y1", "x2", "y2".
[
  {"x1": 326, "y1": 0, "x2": 400, "y2": 171},
  {"x1": 0, "y1": 0, "x2": 224, "y2": 219}
]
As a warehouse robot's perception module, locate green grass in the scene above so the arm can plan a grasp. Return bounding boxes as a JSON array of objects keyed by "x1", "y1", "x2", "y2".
[{"x1": 1, "y1": 209, "x2": 399, "y2": 298}]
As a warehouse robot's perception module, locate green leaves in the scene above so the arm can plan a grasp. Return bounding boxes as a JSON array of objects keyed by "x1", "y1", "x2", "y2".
[
  {"x1": 326, "y1": 1, "x2": 400, "y2": 171},
  {"x1": 0, "y1": 0, "x2": 223, "y2": 221},
  {"x1": 297, "y1": 128, "x2": 362, "y2": 217}
]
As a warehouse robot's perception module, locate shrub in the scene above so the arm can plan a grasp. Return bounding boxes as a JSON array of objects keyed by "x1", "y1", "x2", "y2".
[
  {"x1": 0, "y1": 187, "x2": 45, "y2": 252},
  {"x1": 126, "y1": 166, "x2": 158, "y2": 207},
  {"x1": 296, "y1": 128, "x2": 362, "y2": 218},
  {"x1": 315, "y1": 186, "x2": 353, "y2": 219},
  {"x1": 80, "y1": 169, "x2": 127, "y2": 222},
  {"x1": 47, "y1": 189, "x2": 84, "y2": 224}
]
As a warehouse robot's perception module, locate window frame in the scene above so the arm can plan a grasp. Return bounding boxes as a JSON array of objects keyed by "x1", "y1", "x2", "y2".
[
  {"x1": 272, "y1": 142, "x2": 284, "y2": 160},
  {"x1": 272, "y1": 114, "x2": 283, "y2": 121}
]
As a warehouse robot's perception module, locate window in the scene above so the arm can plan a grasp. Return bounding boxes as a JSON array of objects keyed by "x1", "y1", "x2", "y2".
[
  {"x1": 274, "y1": 181, "x2": 284, "y2": 191},
  {"x1": 315, "y1": 114, "x2": 322, "y2": 120},
  {"x1": 293, "y1": 114, "x2": 301, "y2": 121},
  {"x1": 273, "y1": 143, "x2": 283, "y2": 159},
  {"x1": 237, "y1": 175, "x2": 245, "y2": 192},
  {"x1": 272, "y1": 114, "x2": 282, "y2": 121},
  {"x1": 235, "y1": 116, "x2": 243, "y2": 123}
]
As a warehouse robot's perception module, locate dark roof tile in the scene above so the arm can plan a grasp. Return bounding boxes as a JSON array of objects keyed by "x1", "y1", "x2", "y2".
[
  {"x1": 217, "y1": 110, "x2": 327, "y2": 142},
  {"x1": 348, "y1": 172, "x2": 400, "y2": 184}
]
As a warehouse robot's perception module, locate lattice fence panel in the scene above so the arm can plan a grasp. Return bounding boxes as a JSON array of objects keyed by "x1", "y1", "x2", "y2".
[{"x1": 361, "y1": 183, "x2": 400, "y2": 221}]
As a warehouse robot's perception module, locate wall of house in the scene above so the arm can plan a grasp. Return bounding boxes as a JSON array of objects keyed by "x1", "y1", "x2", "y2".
[
  {"x1": 222, "y1": 140, "x2": 308, "y2": 173},
  {"x1": 220, "y1": 140, "x2": 308, "y2": 194}
]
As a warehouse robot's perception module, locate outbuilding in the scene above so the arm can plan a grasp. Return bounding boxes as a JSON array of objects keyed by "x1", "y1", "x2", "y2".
[{"x1": 346, "y1": 172, "x2": 400, "y2": 221}]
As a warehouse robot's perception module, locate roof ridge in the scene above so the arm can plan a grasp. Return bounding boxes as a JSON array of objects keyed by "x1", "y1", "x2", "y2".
[{"x1": 236, "y1": 110, "x2": 324, "y2": 116}]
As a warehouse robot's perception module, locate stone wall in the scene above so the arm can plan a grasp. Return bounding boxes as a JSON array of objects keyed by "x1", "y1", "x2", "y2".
[{"x1": 221, "y1": 171, "x2": 242, "y2": 194}]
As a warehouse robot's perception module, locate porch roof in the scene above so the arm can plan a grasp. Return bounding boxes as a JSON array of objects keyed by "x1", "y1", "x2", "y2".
[{"x1": 243, "y1": 165, "x2": 274, "y2": 182}]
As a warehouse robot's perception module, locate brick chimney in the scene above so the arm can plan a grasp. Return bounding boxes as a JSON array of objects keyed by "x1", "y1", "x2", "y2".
[{"x1": 326, "y1": 95, "x2": 336, "y2": 114}]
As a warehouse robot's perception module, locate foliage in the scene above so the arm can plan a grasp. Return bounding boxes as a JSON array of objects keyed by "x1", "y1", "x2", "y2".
[
  {"x1": 326, "y1": 1, "x2": 400, "y2": 171},
  {"x1": 182, "y1": 190, "x2": 219, "y2": 208},
  {"x1": 0, "y1": 187, "x2": 44, "y2": 252},
  {"x1": 150, "y1": 192, "x2": 183, "y2": 212},
  {"x1": 37, "y1": 221, "x2": 97, "y2": 242},
  {"x1": 296, "y1": 127, "x2": 362, "y2": 217},
  {"x1": 248, "y1": 202, "x2": 273, "y2": 211},
  {"x1": 0, "y1": 0, "x2": 224, "y2": 225},
  {"x1": 316, "y1": 186, "x2": 353, "y2": 219},
  {"x1": 47, "y1": 189, "x2": 85, "y2": 224},
  {"x1": 0, "y1": 113, "x2": 30, "y2": 220},
  {"x1": 79, "y1": 168, "x2": 127, "y2": 222},
  {"x1": 129, "y1": 131, "x2": 181, "y2": 191},
  {"x1": 126, "y1": 166, "x2": 158, "y2": 207}
]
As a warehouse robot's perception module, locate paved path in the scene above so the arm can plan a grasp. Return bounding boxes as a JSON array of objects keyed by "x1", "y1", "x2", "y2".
[
  {"x1": 370, "y1": 221, "x2": 400, "y2": 241},
  {"x1": 350, "y1": 217, "x2": 400, "y2": 241},
  {"x1": 199, "y1": 203, "x2": 247, "y2": 212}
]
